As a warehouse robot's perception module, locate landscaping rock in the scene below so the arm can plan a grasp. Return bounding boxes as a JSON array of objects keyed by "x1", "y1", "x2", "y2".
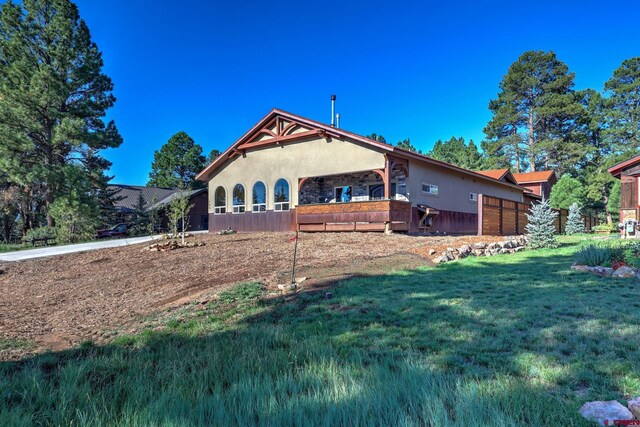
[
  {"x1": 444, "y1": 250, "x2": 455, "y2": 261},
  {"x1": 571, "y1": 264, "x2": 590, "y2": 272},
  {"x1": 472, "y1": 249, "x2": 484, "y2": 256},
  {"x1": 428, "y1": 249, "x2": 436, "y2": 256},
  {"x1": 628, "y1": 397, "x2": 640, "y2": 419},
  {"x1": 588, "y1": 266, "x2": 614, "y2": 277},
  {"x1": 513, "y1": 247, "x2": 524, "y2": 252},
  {"x1": 458, "y1": 245, "x2": 472, "y2": 255},
  {"x1": 578, "y1": 401, "x2": 634, "y2": 426},
  {"x1": 612, "y1": 266, "x2": 637, "y2": 279},
  {"x1": 472, "y1": 242, "x2": 487, "y2": 249}
]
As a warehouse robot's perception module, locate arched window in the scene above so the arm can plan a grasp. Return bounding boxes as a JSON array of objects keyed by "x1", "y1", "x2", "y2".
[
  {"x1": 232, "y1": 184, "x2": 245, "y2": 214},
  {"x1": 252, "y1": 181, "x2": 266, "y2": 212},
  {"x1": 214, "y1": 186, "x2": 226, "y2": 214},
  {"x1": 274, "y1": 179, "x2": 290, "y2": 211}
]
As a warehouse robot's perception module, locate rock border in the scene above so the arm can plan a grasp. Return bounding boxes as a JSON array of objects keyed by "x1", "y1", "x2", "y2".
[
  {"x1": 432, "y1": 236, "x2": 529, "y2": 264},
  {"x1": 571, "y1": 264, "x2": 639, "y2": 279}
]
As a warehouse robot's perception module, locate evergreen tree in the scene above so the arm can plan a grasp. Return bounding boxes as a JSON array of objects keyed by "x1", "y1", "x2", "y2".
[
  {"x1": 607, "y1": 180, "x2": 621, "y2": 222},
  {"x1": 366, "y1": 133, "x2": 387, "y2": 144},
  {"x1": 428, "y1": 136, "x2": 482, "y2": 169},
  {"x1": 0, "y1": 0, "x2": 122, "y2": 227},
  {"x1": 208, "y1": 149, "x2": 221, "y2": 163},
  {"x1": 604, "y1": 57, "x2": 640, "y2": 153},
  {"x1": 483, "y1": 50, "x2": 585, "y2": 173},
  {"x1": 128, "y1": 192, "x2": 150, "y2": 236},
  {"x1": 148, "y1": 131, "x2": 206, "y2": 189},
  {"x1": 525, "y1": 197, "x2": 559, "y2": 249},
  {"x1": 395, "y1": 138, "x2": 421, "y2": 154},
  {"x1": 549, "y1": 174, "x2": 584, "y2": 209},
  {"x1": 565, "y1": 202, "x2": 585, "y2": 235}
]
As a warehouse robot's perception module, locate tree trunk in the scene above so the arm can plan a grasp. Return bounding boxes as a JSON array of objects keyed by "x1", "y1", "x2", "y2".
[{"x1": 528, "y1": 108, "x2": 536, "y2": 171}]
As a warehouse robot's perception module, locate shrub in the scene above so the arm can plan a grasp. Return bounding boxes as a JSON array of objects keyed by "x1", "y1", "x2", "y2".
[
  {"x1": 574, "y1": 244, "x2": 611, "y2": 266},
  {"x1": 23, "y1": 226, "x2": 57, "y2": 242},
  {"x1": 593, "y1": 223, "x2": 616, "y2": 232},
  {"x1": 525, "y1": 197, "x2": 558, "y2": 249},
  {"x1": 565, "y1": 203, "x2": 585, "y2": 235}
]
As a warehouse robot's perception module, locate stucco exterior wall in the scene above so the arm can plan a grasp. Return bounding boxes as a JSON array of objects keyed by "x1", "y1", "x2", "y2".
[
  {"x1": 206, "y1": 137, "x2": 386, "y2": 212},
  {"x1": 405, "y1": 160, "x2": 524, "y2": 214}
]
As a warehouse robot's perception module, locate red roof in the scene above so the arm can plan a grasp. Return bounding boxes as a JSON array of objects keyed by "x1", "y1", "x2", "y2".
[
  {"x1": 513, "y1": 170, "x2": 556, "y2": 184},
  {"x1": 608, "y1": 155, "x2": 640, "y2": 177},
  {"x1": 476, "y1": 169, "x2": 510, "y2": 180}
]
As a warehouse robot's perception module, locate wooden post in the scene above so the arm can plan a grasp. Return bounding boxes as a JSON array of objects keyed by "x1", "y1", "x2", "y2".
[
  {"x1": 383, "y1": 156, "x2": 391, "y2": 199},
  {"x1": 477, "y1": 194, "x2": 484, "y2": 236},
  {"x1": 498, "y1": 198, "x2": 503, "y2": 236}
]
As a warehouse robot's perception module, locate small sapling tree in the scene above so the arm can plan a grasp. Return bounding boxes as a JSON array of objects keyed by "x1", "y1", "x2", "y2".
[
  {"x1": 169, "y1": 190, "x2": 193, "y2": 245},
  {"x1": 565, "y1": 203, "x2": 586, "y2": 235},
  {"x1": 525, "y1": 197, "x2": 559, "y2": 249}
]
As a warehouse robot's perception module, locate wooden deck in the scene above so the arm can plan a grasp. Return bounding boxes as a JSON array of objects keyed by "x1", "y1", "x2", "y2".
[{"x1": 296, "y1": 200, "x2": 412, "y2": 232}]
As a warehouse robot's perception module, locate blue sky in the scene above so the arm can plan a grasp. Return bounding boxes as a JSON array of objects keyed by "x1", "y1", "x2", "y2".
[{"x1": 74, "y1": 0, "x2": 640, "y2": 185}]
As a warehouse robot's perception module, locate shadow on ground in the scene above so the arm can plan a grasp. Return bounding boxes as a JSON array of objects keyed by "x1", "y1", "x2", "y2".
[{"x1": 1, "y1": 240, "x2": 636, "y2": 426}]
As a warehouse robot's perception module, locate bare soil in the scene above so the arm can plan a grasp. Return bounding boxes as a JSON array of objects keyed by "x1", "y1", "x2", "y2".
[{"x1": 0, "y1": 232, "x2": 502, "y2": 359}]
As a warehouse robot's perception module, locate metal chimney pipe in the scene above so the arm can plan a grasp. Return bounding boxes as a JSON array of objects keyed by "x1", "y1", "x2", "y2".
[
  {"x1": 331, "y1": 94, "x2": 336, "y2": 127},
  {"x1": 336, "y1": 113, "x2": 340, "y2": 129}
]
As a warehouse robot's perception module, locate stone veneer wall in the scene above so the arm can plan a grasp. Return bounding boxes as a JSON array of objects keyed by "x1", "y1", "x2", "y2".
[{"x1": 299, "y1": 171, "x2": 406, "y2": 205}]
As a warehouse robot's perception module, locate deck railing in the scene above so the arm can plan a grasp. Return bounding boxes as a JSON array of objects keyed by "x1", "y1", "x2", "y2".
[{"x1": 295, "y1": 199, "x2": 412, "y2": 232}]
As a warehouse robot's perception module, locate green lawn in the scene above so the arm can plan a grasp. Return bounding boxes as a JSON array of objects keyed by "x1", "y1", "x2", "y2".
[
  {"x1": 0, "y1": 243, "x2": 29, "y2": 253},
  {"x1": 2, "y1": 236, "x2": 639, "y2": 426}
]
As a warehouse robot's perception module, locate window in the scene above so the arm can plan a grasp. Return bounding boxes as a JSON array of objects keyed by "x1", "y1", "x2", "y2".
[
  {"x1": 368, "y1": 183, "x2": 397, "y2": 200},
  {"x1": 469, "y1": 192, "x2": 478, "y2": 201},
  {"x1": 252, "y1": 181, "x2": 266, "y2": 212},
  {"x1": 422, "y1": 183, "x2": 438, "y2": 195},
  {"x1": 232, "y1": 184, "x2": 245, "y2": 213},
  {"x1": 274, "y1": 179, "x2": 290, "y2": 211},
  {"x1": 214, "y1": 186, "x2": 226, "y2": 214},
  {"x1": 335, "y1": 186, "x2": 352, "y2": 202}
]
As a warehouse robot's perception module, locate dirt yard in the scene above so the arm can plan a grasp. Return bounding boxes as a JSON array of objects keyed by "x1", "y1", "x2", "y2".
[{"x1": 0, "y1": 232, "x2": 498, "y2": 359}]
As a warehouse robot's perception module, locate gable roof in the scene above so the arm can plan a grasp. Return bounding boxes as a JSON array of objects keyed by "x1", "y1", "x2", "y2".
[
  {"x1": 512, "y1": 170, "x2": 556, "y2": 184},
  {"x1": 146, "y1": 188, "x2": 206, "y2": 211},
  {"x1": 196, "y1": 109, "x2": 525, "y2": 192},
  {"x1": 608, "y1": 155, "x2": 640, "y2": 178},
  {"x1": 476, "y1": 168, "x2": 518, "y2": 185},
  {"x1": 109, "y1": 185, "x2": 179, "y2": 212}
]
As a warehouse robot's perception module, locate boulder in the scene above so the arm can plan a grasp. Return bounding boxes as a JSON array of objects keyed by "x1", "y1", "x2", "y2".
[
  {"x1": 513, "y1": 247, "x2": 524, "y2": 252},
  {"x1": 472, "y1": 249, "x2": 484, "y2": 256},
  {"x1": 444, "y1": 250, "x2": 455, "y2": 261},
  {"x1": 436, "y1": 255, "x2": 449, "y2": 264},
  {"x1": 612, "y1": 266, "x2": 637, "y2": 279},
  {"x1": 588, "y1": 266, "x2": 614, "y2": 277},
  {"x1": 458, "y1": 245, "x2": 472, "y2": 255},
  {"x1": 628, "y1": 397, "x2": 640, "y2": 419},
  {"x1": 578, "y1": 400, "x2": 634, "y2": 426},
  {"x1": 446, "y1": 247, "x2": 457, "y2": 253},
  {"x1": 472, "y1": 242, "x2": 487, "y2": 249},
  {"x1": 428, "y1": 249, "x2": 436, "y2": 256}
]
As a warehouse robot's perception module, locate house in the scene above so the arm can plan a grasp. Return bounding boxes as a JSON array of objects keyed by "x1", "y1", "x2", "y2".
[
  {"x1": 109, "y1": 184, "x2": 209, "y2": 231},
  {"x1": 608, "y1": 155, "x2": 640, "y2": 226},
  {"x1": 195, "y1": 109, "x2": 526, "y2": 234},
  {"x1": 512, "y1": 170, "x2": 557, "y2": 199}
]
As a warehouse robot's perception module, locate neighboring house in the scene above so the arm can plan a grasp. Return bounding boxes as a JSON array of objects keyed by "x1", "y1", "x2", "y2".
[
  {"x1": 512, "y1": 170, "x2": 557, "y2": 199},
  {"x1": 109, "y1": 184, "x2": 209, "y2": 231},
  {"x1": 196, "y1": 109, "x2": 526, "y2": 234},
  {"x1": 608, "y1": 155, "x2": 640, "y2": 224}
]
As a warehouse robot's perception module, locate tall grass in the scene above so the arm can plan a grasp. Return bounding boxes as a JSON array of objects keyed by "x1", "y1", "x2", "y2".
[
  {"x1": 2, "y1": 238, "x2": 637, "y2": 426},
  {"x1": 574, "y1": 244, "x2": 611, "y2": 266}
]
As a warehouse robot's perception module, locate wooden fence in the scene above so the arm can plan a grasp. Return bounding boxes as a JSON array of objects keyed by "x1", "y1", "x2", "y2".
[{"x1": 477, "y1": 194, "x2": 599, "y2": 236}]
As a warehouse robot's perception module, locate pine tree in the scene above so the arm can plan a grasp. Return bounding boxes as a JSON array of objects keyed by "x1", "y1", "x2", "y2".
[
  {"x1": 565, "y1": 202, "x2": 585, "y2": 235},
  {"x1": 483, "y1": 50, "x2": 585, "y2": 173},
  {"x1": 0, "y1": 0, "x2": 122, "y2": 227},
  {"x1": 549, "y1": 174, "x2": 584, "y2": 209},
  {"x1": 525, "y1": 197, "x2": 559, "y2": 249},
  {"x1": 148, "y1": 131, "x2": 206, "y2": 190},
  {"x1": 604, "y1": 57, "x2": 640, "y2": 153}
]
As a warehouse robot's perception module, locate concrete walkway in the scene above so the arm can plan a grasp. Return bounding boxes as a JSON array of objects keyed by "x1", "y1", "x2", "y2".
[
  {"x1": 0, "y1": 231, "x2": 209, "y2": 262},
  {"x1": 0, "y1": 236, "x2": 160, "y2": 262}
]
